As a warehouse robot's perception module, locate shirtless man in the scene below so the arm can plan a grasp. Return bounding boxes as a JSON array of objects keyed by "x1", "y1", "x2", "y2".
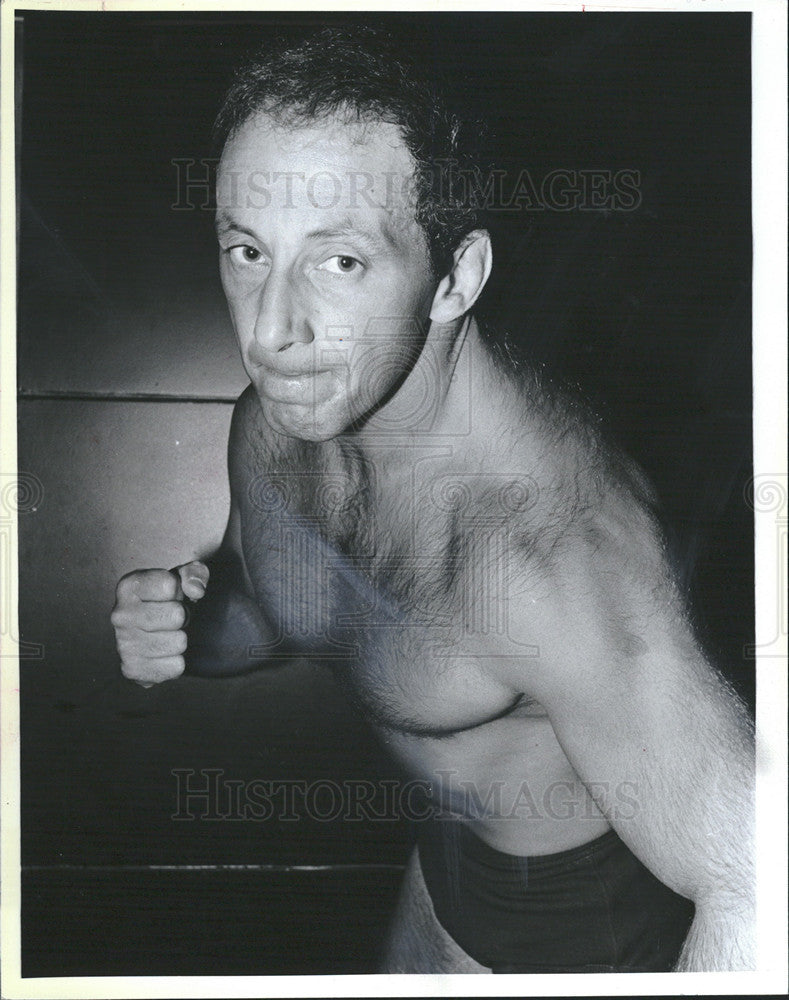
[{"x1": 111, "y1": 27, "x2": 754, "y2": 973}]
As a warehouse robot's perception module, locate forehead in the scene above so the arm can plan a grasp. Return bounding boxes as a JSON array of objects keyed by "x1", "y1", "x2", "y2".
[{"x1": 216, "y1": 111, "x2": 421, "y2": 228}]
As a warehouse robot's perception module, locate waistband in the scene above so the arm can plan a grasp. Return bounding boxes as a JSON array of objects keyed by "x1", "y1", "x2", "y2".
[
  {"x1": 449, "y1": 822, "x2": 623, "y2": 877},
  {"x1": 417, "y1": 817, "x2": 695, "y2": 972}
]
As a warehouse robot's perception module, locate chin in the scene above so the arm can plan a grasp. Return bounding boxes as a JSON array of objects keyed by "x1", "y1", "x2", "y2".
[{"x1": 259, "y1": 396, "x2": 352, "y2": 443}]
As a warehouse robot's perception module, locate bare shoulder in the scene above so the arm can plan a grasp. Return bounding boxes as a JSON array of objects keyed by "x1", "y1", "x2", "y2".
[
  {"x1": 517, "y1": 367, "x2": 664, "y2": 558},
  {"x1": 485, "y1": 377, "x2": 659, "y2": 564},
  {"x1": 490, "y1": 386, "x2": 691, "y2": 695}
]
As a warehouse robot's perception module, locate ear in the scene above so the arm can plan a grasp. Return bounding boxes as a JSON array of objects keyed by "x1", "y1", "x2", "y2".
[{"x1": 429, "y1": 230, "x2": 493, "y2": 324}]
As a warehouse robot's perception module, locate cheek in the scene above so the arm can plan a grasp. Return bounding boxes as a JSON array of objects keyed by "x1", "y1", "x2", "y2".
[
  {"x1": 220, "y1": 269, "x2": 256, "y2": 334},
  {"x1": 348, "y1": 276, "x2": 434, "y2": 348},
  {"x1": 219, "y1": 264, "x2": 240, "y2": 323},
  {"x1": 377, "y1": 271, "x2": 436, "y2": 317},
  {"x1": 218, "y1": 255, "x2": 233, "y2": 296},
  {"x1": 347, "y1": 338, "x2": 420, "y2": 402}
]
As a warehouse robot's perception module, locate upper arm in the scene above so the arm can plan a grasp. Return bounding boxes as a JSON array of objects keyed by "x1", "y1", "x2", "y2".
[
  {"x1": 504, "y1": 497, "x2": 754, "y2": 907},
  {"x1": 183, "y1": 387, "x2": 277, "y2": 674}
]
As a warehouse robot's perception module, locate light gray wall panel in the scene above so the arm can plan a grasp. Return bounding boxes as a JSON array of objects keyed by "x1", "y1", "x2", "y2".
[
  {"x1": 18, "y1": 200, "x2": 249, "y2": 398},
  {"x1": 18, "y1": 398, "x2": 406, "y2": 867},
  {"x1": 18, "y1": 399, "x2": 232, "y2": 678}
]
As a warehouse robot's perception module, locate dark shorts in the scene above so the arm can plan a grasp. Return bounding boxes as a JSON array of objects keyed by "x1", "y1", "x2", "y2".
[{"x1": 417, "y1": 820, "x2": 695, "y2": 973}]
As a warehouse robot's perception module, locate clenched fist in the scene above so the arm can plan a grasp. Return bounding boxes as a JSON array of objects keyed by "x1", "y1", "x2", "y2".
[{"x1": 111, "y1": 561, "x2": 210, "y2": 687}]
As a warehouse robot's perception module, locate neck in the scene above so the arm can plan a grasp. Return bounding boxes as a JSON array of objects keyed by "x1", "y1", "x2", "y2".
[{"x1": 349, "y1": 314, "x2": 502, "y2": 470}]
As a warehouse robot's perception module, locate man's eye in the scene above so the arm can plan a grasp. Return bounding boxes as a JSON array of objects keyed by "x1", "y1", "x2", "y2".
[
  {"x1": 228, "y1": 245, "x2": 265, "y2": 265},
  {"x1": 317, "y1": 255, "x2": 363, "y2": 275}
]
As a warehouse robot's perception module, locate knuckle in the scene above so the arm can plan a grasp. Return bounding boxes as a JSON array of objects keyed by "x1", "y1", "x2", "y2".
[
  {"x1": 116, "y1": 633, "x2": 135, "y2": 656},
  {"x1": 158, "y1": 571, "x2": 180, "y2": 599},
  {"x1": 171, "y1": 603, "x2": 187, "y2": 629},
  {"x1": 120, "y1": 657, "x2": 139, "y2": 680},
  {"x1": 116, "y1": 571, "x2": 143, "y2": 600},
  {"x1": 143, "y1": 572, "x2": 171, "y2": 600},
  {"x1": 168, "y1": 656, "x2": 186, "y2": 679},
  {"x1": 126, "y1": 568, "x2": 176, "y2": 601}
]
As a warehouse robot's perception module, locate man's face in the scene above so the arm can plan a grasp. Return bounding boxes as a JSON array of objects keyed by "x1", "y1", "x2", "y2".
[{"x1": 215, "y1": 112, "x2": 440, "y2": 441}]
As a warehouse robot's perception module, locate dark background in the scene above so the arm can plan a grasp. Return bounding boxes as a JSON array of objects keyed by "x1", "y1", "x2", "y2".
[{"x1": 18, "y1": 10, "x2": 752, "y2": 976}]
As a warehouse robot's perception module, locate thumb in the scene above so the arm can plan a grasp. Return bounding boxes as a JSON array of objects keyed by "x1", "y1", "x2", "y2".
[{"x1": 176, "y1": 560, "x2": 210, "y2": 602}]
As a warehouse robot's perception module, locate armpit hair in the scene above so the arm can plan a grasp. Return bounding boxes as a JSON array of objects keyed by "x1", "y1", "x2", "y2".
[{"x1": 482, "y1": 329, "x2": 676, "y2": 594}]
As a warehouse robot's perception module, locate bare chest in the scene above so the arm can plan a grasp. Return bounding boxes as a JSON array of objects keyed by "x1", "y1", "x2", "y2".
[{"x1": 238, "y1": 453, "x2": 530, "y2": 734}]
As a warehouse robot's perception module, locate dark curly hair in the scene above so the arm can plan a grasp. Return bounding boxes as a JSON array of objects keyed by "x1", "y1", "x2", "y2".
[{"x1": 213, "y1": 25, "x2": 488, "y2": 276}]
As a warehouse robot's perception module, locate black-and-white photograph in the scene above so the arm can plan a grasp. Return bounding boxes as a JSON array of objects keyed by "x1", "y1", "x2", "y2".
[{"x1": 3, "y1": 2, "x2": 786, "y2": 994}]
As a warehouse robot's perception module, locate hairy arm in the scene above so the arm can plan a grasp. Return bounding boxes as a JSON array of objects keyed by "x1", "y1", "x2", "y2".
[{"x1": 509, "y1": 499, "x2": 755, "y2": 971}]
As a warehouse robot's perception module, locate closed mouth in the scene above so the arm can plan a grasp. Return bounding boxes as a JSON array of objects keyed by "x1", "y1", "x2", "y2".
[
  {"x1": 259, "y1": 362, "x2": 331, "y2": 378},
  {"x1": 257, "y1": 367, "x2": 338, "y2": 404}
]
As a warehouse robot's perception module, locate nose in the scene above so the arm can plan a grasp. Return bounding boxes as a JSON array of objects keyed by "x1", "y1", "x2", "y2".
[{"x1": 251, "y1": 268, "x2": 313, "y2": 355}]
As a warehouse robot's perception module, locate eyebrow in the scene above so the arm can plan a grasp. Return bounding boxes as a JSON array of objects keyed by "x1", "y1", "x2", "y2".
[
  {"x1": 214, "y1": 211, "x2": 398, "y2": 254},
  {"x1": 306, "y1": 218, "x2": 398, "y2": 253},
  {"x1": 214, "y1": 210, "x2": 255, "y2": 237}
]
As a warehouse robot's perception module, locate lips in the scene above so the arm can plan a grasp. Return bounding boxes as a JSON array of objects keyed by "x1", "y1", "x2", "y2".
[
  {"x1": 257, "y1": 366, "x2": 336, "y2": 404},
  {"x1": 264, "y1": 366, "x2": 322, "y2": 378}
]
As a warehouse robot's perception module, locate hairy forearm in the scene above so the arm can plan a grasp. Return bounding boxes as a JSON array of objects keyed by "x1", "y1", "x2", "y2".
[
  {"x1": 663, "y1": 717, "x2": 755, "y2": 971},
  {"x1": 674, "y1": 894, "x2": 756, "y2": 971},
  {"x1": 674, "y1": 711, "x2": 756, "y2": 972}
]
